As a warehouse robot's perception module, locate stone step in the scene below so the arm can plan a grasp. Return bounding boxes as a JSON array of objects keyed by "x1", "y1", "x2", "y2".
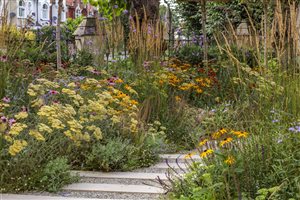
[
  {"x1": 159, "y1": 154, "x2": 202, "y2": 163},
  {"x1": 71, "y1": 171, "x2": 167, "y2": 186},
  {"x1": 134, "y1": 162, "x2": 190, "y2": 174},
  {"x1": 62, "y1": 183, "x2": 165, "y2": 199},
  {"x1": 0, "y1": 194, "x2": 126, "y2": 200}
]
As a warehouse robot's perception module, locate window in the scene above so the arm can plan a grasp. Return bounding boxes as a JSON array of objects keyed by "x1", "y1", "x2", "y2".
[
  {"x1": 75, "y1": 5, "x2": 81, "y2": 18},
  {"x1": 42, "y1": 4, "x2": 49, "y2": 20},
  {"x1": 27, "y1": 1, "x2": 32, "y2": 15},
  {"x1": 18, "y1": 0, "x2": 26, "y2": 18}
]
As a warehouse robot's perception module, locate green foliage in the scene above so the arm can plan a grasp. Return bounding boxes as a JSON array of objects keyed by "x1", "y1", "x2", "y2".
[
  {"x1": 72, "y1": 49, "x2": 94, "y2": 67},
  {"x1": 36, "y1": 157, "x2": 77, "y2": 192},
  {"x1": 175, "y1": 0, "x2": 244, "y2": 35},
  {"x1": 84, "y1": 137, "x2": 159, "y2": 171},
  {"x1": 84, "y1": 0, "x2": 126, "y2": 20},
  {"x1": 85, "y1": 138, "x2": 135, "y2": 171},
  {"x1": 168, "y1": 164, "x2": 225, "y2": 200},
  {"x1": 175, "y1": 44, "x2": 203, "y2": 65}
]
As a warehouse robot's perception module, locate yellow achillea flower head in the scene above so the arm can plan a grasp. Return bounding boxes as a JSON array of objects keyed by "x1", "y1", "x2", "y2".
[
  {"x1": 8, "y1": 140, "x2": 28, "y2": 156},
  {"x1": 29, "y1": 129, "x2": 45, "y2": 141},
  {"x1": 220, "y1": 137, "x2": 233, "y2": 147},
  {"x1": 200, "y1": 149, "x2": 214, "y2": 158},
  {"x1": 15, "y1": 111, "x2": 28, "y2": 120},
  {"x1": 184, "y1": 152, "x2": 196, "y2": 159},
  {"x1": 93, "y1": 127, "x2": 103, "y2": 140},
  {"x1": 199, "y1": 139, "x2": 208, "y2": 147},
  {"x1": 9, "y1": 123, "x2": 28, "y2": 135},
  {"x1": 38, "y1": 123, "x2": 53, "y2": 134},
  {"x1": 225, "y1": 155, "x2": 235, "y2": 165}
]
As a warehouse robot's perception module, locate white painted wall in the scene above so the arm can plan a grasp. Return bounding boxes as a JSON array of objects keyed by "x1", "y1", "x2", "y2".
[{"x1": 1, "y1": 0, "x2": 66, "y2": 28}]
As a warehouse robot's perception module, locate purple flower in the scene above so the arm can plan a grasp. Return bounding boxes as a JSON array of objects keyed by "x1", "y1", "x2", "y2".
[
  {"x1": 123, "y1": 10, "x2": 129, "y2": 15},
  {"x1": 272, "y1": 119, "x2": 279, "y2": 123},
  {"x1": 111, "y1": 60, "x2": 117, "y2": 63},
  {"x1": 1, "y1": 116, "x2": 7, "y2": 123},
  {"x1": 129, "y1": 15, "x2": 133, "y2": 20},
  {"x1": 113, "y1": 5, "x2": 118, "y2": 9},
  {"x1": 2, "y1": 97, "x2": 11, "y2": 103},
  {"x1": 9, "y1": 118, "x2": 16, "y2": 126},
  {"x1": 289, "y1": 126, "x2": 300, "y2": 133}
]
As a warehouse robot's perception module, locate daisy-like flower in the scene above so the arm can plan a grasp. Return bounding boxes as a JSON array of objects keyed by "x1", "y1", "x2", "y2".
[
  {"x1": 237, "y1": 131, "x2": 248, "y2": 138},
  {"x1": 212, "y1": 128, "x2": 228, "y2": 139},
  {"x1": 200, "y1": 149, "x2": 214, "y2": 158},
  {"x1": 220, "y1": 137, "x2": 233, "y2": 147},
  {"x1": 184, "y1": 152, "x2": 196, "y2": 159},
  {"x1": 232, "y1": 131, "x2": 248, "y2": 138},
  {"x1": 225, "y1": 155, "x2": 235, "y2": 165},
  {"x1": 198, "y1": 139, "x2": 208, "y2": 147}
]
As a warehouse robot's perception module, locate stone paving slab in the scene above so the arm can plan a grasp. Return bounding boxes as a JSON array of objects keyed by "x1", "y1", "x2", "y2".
[
  {"x1": 71, "y1": 171, "x2": 168, "y2": 180},
  {"x1": 151, "y1": 162, "x2": 189, "y2": 169},
  {"x1": 63, "y1": 183, "x2": 165, "y2": 194},
  {"x1": 159, "y1": 154, "x2": 201, "y2": 160},
  {"x1": 0, "y1": 194, "x2": 127, "y2": 200}
]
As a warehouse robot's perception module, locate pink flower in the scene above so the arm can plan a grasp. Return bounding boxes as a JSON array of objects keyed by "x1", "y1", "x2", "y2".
[
  {"x1": 1, "y1": 116, "x2": 7, "y2": 123},
  {"x1": 49, "y1": 90, "x2": 59, "y2": 95},
  {"x1": 9, "y1": 118, "x2": 16, "y2": 126},
  {"x1": 0, "y1": 55, "x2": 7, "y2": 62},
  {"x1": 2, "y1": 97, "x2": 11, "y2": 103}
]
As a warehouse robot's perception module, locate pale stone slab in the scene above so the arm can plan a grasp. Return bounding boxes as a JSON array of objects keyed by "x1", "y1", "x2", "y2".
[
  {"x1": 71, "y1": 171, "x2": 168, "y2": 180},
  {"x1": 159, "y1": 154, "x2": 201, "y2": 160},
  {"x1": 63, "y1": 183, "x2": 165, "y2": 194},
  {"x1": 0, "y1": 194, "x2": 122, "y2": 200},
  {"x1": 151, "y1": 162, "x2": 188, "y2": 169}
]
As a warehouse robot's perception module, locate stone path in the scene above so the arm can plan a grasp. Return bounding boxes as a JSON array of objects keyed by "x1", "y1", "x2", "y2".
[{"x1": 1, "y1": 154, "x2": 201, "y2": 200}]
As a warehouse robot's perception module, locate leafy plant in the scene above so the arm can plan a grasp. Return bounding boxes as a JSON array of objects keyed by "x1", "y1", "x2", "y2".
[{"x1": 35, "y1": 157, "x2": 77, "y2": 192}]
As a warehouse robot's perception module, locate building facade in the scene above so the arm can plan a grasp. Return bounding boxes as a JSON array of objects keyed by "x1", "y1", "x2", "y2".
[{"x1": 0, "y1": 0, "x2": 95, "y2": 28}]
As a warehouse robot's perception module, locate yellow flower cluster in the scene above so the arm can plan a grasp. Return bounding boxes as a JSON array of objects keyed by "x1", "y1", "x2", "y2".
[
  {"x1": 8, "y1": 140, "x2": 28, "y2": 156},
  {"x1": 156, "y1": 59, "x2": 212, "y2": 95},
  {"x1": 2, "y1": 72, "x2": 140, "y2": 156},
  {"x1": 185, "y1": 128, "x2": 250, "y2": 166}
]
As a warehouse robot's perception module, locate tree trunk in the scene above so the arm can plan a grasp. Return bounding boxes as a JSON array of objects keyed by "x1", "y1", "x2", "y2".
[
  {"x1": 263, "y1": 0, "x2": 269, "y2": 68},
  {"x1": 56, "y1": 0, "x2": 63, "y2": 70},
  {"x1": 131, "y1": 0, "x2": 160, "y2": 21},
  {"x1": 200, "y1": 0, "x2": 208, "y2": 66}
]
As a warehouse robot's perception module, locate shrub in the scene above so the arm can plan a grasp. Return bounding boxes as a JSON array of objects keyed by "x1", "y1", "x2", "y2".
[
  {"x1": 85, "y1": 138, "x2": 135, "y2": 172},
  {"x1": 33, "y1": 157, "x2": 77, "y2": 192}
]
